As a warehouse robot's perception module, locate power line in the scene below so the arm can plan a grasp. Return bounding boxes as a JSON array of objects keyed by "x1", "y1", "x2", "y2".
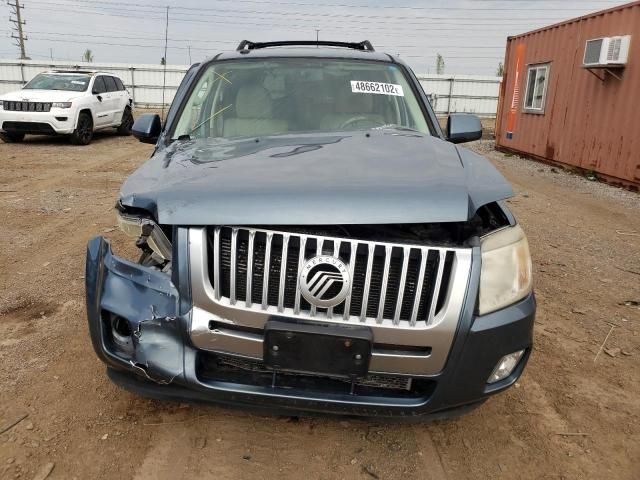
[
  {"x1": 24, "y1": 31, "x2": 506, "y2": 49},
  {"x1": 40, "y1": 0, "x2": 626, "y2": 12},
  {"x1": 28, "y1": 0, "x2": 614, "y2": 23}
]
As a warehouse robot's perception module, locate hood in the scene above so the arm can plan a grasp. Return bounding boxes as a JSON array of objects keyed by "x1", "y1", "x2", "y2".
[
  {"x1": 0, "y1": 89, "x2": 85, "y2": 102},
  {"x1": 120, "y1": 130, "x2": 513, "y2": 225}
]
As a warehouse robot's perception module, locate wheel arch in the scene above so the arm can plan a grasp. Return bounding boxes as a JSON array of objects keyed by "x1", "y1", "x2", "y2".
[{"x1": 75, "y1": 108, "x2": 94, "y2": 130}]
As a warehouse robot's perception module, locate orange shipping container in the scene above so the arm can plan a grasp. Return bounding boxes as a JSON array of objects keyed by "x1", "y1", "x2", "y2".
[{"x1": 495, "y1": 1, "x2": 640, "y2": 188}]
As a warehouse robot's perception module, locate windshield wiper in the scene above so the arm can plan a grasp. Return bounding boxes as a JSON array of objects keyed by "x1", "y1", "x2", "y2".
[{"x1": 376, "y1": 124, "x2": 422, "y2": 133}]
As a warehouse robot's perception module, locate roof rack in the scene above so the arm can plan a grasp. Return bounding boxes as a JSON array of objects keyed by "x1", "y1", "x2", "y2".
[
  {"x1": 236, "y1": 40, "x2": 375, "y2": 52},
  {"x1": 51, "y1": 69, "x2": 96, "y2": 75}
]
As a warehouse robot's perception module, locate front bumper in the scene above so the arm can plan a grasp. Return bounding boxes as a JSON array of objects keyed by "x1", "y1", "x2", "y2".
[
  {"x1": 86, "y1": 235, "x2": 535, "y2": 418},
  {"x1": 0, "y1": 110, "x2": 76, "y2": 134}
]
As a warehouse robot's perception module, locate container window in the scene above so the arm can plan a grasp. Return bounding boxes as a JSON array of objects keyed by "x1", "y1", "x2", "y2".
[{"x1": 523, "y1": 63, "x2": 550, "y2": 114}]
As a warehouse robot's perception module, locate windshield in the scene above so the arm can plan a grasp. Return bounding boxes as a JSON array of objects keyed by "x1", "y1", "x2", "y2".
[
  {"x1": 24, "y1": 74, "x2": 90, "y2": 92},
  {"x1": 172, "y1": 58, "x2": 431, "y2": 140}
]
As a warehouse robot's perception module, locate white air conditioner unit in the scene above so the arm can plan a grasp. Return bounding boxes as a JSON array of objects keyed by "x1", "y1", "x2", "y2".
[{"x1": 583, "y1": 36, "x2": 631, "y2": 67}]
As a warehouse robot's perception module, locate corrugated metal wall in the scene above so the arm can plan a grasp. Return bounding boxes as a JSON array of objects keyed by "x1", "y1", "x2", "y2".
[
  {"x1": 0, "y1": 59, "x2": 502, "y2": 116},
  {"x1": 0, "y1": 59, "x2": 188, "y2": 107},
  {"x1": 496, "y1": 2, "x2": 640, "y2": 187},
  {"x1": 417, "y1": 74, "x2": 501, "y2": 117}
]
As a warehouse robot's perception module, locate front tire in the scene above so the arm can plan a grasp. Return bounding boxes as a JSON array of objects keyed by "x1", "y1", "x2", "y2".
[
  {"x1": 70, "y1": 112, "x2": 93, "y2": 145},
  {"x1": 117, "y1": 107, "x2": 134, "y2": 136},
  {"x1": 0, "y1": 132, "x2": 25, "y2": 143}
]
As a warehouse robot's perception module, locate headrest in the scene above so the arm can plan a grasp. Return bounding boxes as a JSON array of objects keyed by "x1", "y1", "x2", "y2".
[{"x1": 235, "y1": 85, "x2": 273, "y2": 119}]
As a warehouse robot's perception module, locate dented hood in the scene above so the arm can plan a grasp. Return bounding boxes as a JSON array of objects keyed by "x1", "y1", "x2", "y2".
[{"x1": 120, "y1": 130, "x2": 513, "y2": 225}]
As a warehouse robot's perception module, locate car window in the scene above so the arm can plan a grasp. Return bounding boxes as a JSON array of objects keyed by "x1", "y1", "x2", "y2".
[
  {"x1": 114, "y1": 77, "x2": 125, "y2": 91},
  {"x1": 172, "y1": 58, "x2": 431, "y2": 140},
  {"x1": 93, "y1": 76, "x2": 107, "y2": 94},
  {"x1": 104, "y1": 76, "x2": 119, "y2": 93},
  {"x1": 24, "y1": 73, "x2": 90, "y2": 92}
]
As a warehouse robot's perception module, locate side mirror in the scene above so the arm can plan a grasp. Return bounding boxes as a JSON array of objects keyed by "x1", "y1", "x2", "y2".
[
  {"x1": 446, "y1": 114, "x2": 482, "y2": 144},
  {"x1": 132, "y1": 113, "x2": 162, "y2": 144}
]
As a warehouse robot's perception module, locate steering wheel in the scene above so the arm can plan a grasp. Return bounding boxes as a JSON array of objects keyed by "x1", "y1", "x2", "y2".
[{"x1": 338, "y1": 116, "x2": 385, "y2": 130}]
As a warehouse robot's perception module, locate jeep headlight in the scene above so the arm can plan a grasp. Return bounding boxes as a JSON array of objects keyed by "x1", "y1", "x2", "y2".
[
  {"x1": 117, "y1": 212, "x2": 172, "y2": 262},
  {"x1": 52, "y1": 102, "x2": 72, "y2": 108},
  {"x1": 479, "y1": 224, "x2": 532, "y2": 315}
]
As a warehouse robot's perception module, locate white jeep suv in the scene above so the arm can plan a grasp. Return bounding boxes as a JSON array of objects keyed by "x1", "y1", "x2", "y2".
[{"x1": 0, "y1": 70, "x2": 133, "y2": 145}]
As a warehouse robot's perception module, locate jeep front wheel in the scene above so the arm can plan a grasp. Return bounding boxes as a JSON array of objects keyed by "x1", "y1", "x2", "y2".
[
  {"x1": 70, "y1": 112, "x2": 93, "y2": 145},
  {"x1": 0, "y1": 132, "x2": 25, "y2": 143}
]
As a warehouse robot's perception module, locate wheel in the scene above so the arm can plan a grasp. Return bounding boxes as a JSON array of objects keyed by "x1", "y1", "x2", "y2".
[
  {"x1": 116, "y1": 107, "x2": 134, "y2": 135},
  {"x1": 0, "y1": 132, "x2": 25, "y2": 143},
  {"x1": 70, "y1": 112, "x2": 93, "y2": 145}
]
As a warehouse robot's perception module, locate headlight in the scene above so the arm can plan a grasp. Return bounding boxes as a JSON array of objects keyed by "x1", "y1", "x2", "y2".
[
  {"x1": 479, "y1": 224, "x2": 532, "y2": 315},
  {"x1": 52, "y1": 102, "x2": 72, "y2": 108},
  {"x1": 117, "y1": 212, "x2": 172, "y2": 262}
]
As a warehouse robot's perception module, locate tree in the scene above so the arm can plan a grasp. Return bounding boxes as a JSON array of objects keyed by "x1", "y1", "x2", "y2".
[
  {"x1": 496, "y1": 62, "x2": 504, "y2": 77},
  {"x1": 160, "y1": 57, "x2": 166, "y2": 66},
  {"x1": 83, "y1": 49, "x2": 94, "y2": 62},
  {"x1": 436, "y1": 53, "x2": 445, "y2": 74}
]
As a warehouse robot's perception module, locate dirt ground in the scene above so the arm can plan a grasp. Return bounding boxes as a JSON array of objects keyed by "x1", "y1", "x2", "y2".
[{"x1": 1, "y1": 125, "x2": 639, "y2": 480}]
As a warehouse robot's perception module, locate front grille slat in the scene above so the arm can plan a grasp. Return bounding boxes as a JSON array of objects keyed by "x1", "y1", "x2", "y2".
[
  {"x1": 326, "y1": 240, "x2": 341, "y2": 319},
  {"x1": 377, "y1": 245, "x2": 393, "y2": 324},
  {"x1": 310, "y1": 239, "x2": 322, "y2": 318},
  {"x1": 394, "y1": 247, "x2": 411, "y2": 326},
  {"x1": 343, "y1": 241, "x2": 358, "y2": 321},
  {"x1": 360, "y1": 243, "x2": 376, "y2": 322},
  {"x1": 246, "y1": 230, "x2": 255, "y2": 307},
  {"x1": 278, "y1": 234, "x2": 290, "y2": 312},
  {"x1": 208, "y1": 226, "x2": 455, "y2": 328},
  {"x1": 410, "y1": 250, "x2": 428, "y2": 327},
  {"x1": 213, "y1": 227, "x2": 221, "y2": 300},
  {"x1": 262, "y1": 232, "x2": 273, "y2": 309},
  {"x1": 230, "y1": 228, "x2": 238, "y2": 305},
  {"x1": 294, "y1": 236, "x2": 307, "y2": 314},
  {"x1": 427, "y1": 250, "x2": 446, "y2": 325}
]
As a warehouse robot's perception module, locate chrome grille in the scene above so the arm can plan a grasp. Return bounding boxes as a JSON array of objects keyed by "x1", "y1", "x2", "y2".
[
  {"x1": 2, "y1": 101, "x2": 52, "y2": 112},
  {"x1": 207, "y1": 226, "x2": 455, "y2": 326}
]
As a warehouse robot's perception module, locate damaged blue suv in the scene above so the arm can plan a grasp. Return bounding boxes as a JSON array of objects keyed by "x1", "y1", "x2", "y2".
[{"x1": 86, "y1": 40, "x2": 535, "y2": 418}]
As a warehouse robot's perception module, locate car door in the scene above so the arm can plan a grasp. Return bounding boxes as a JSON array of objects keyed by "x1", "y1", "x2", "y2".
[
  {"x1": 91, "y1": 76, "x2": 111, "y2": 127},
  {"x1": 102, "y1": 76, "x2": 121, "y2": 125},
  {"x1": 112, "y1": 76, "x2": 130, "y2": 119}
]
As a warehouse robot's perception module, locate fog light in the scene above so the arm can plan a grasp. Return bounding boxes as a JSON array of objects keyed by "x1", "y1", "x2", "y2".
[{"x1": 488, "y1": 350, "x2": 525, "y2": 384}]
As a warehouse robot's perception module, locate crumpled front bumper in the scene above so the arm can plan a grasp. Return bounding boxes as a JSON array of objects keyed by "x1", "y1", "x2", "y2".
[{"x1": 86, "y1": 235, "x2": 535, "y2": 418}]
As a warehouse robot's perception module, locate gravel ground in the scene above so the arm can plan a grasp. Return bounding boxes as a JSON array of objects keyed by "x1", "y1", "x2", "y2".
[{"x1": 0, "y1": 130, "x2": 638, "y2": 480}]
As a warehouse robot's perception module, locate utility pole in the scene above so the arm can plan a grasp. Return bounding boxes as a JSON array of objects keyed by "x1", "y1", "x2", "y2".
[
  {"x1": 161, "y1": 5, "x2": 169, "y2": 121},
  {"x1": 187, "y1": 45, "x2": 192, "y2": 64},
  {"x1": 315, "y1": 28, "x2": 319, "y2": 47},
  {"x1": 8, "y1": 0, "x2": 28, "y2": 59}
]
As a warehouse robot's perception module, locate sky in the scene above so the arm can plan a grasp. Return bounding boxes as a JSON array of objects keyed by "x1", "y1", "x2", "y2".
[{"x1": 0, "y1": 0, "x2": 631, "y2": 75}]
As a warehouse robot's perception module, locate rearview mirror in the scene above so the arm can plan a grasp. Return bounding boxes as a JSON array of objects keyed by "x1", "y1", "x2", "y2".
[
  {"x1": 446, "y1": 114, "x2": 482, "y2": 144},
  {"x1": 132, "y1": 113, "x2": 162, "y2": 144}
]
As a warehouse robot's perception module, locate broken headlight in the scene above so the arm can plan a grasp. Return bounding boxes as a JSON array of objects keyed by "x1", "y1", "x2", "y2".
[
  {"x1": 479, "y1": 224, "x2": 532, "y2": 315},
  {"x1": 117, "y1": 212, "x2": 172, "y2": 264}
]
